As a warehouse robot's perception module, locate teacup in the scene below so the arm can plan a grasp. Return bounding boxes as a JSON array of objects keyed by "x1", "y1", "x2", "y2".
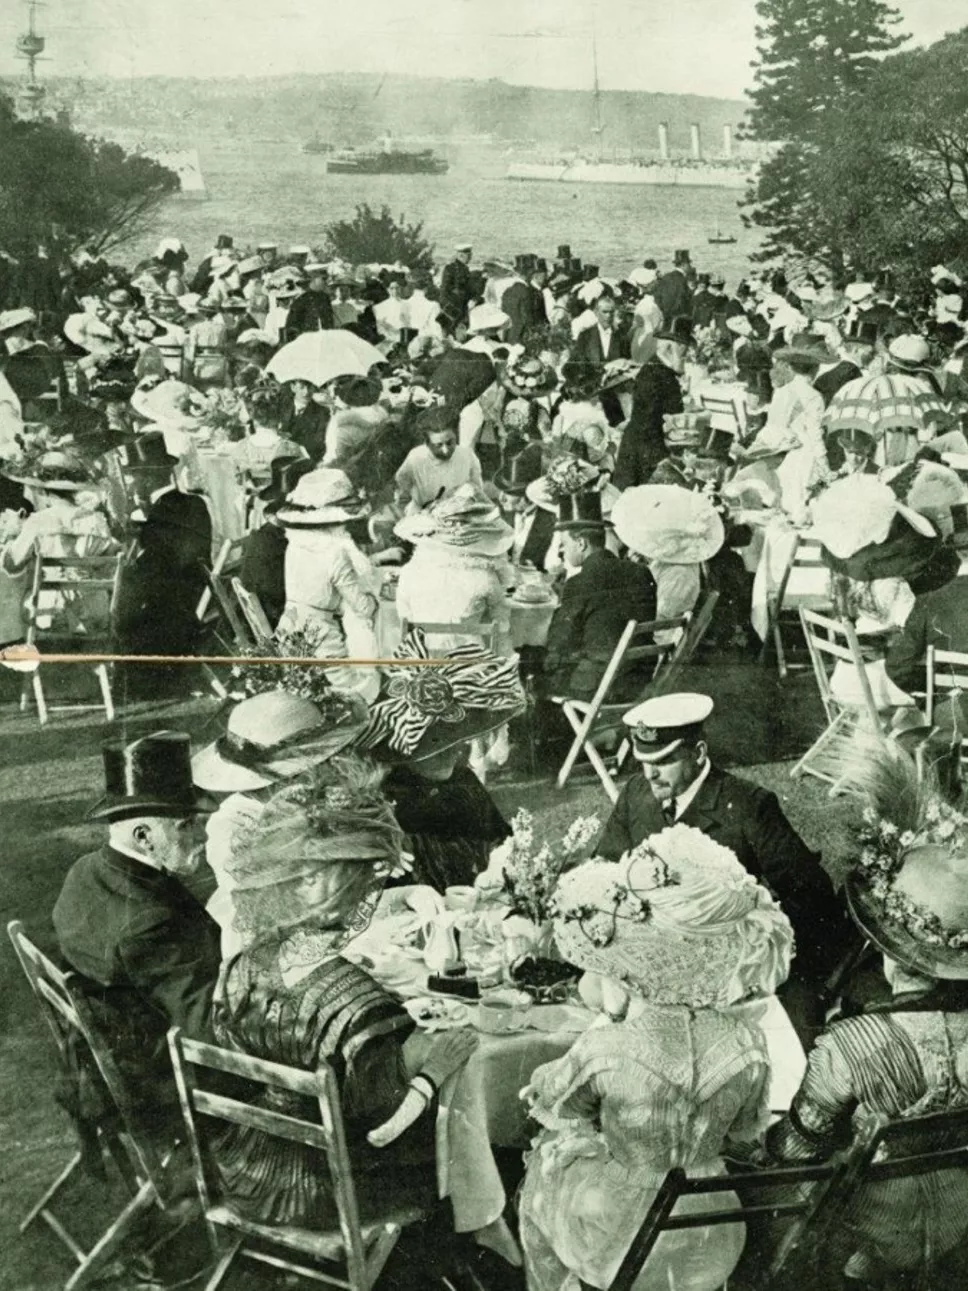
[
  {"x1": 476, "y1": 988, "x2": 532, "y2": 1034},
  {"x1": 444, "y1": 885, "x2": 477, "y2": 912}
]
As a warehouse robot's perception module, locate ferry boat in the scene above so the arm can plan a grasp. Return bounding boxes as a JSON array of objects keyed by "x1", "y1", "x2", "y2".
[{"x1": 326, "y1": 137, "x2": 448, "y2": 175}]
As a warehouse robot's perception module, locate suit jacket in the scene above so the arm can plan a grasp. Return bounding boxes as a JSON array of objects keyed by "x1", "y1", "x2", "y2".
[
  {"x1": 651, "y1": 269, "x2": 693, "y2": 322},
  {"x1": 570, "y1": 323, "x2": 630, "y2": 367},
  {"x1": 519, "y1": 507, "x2": 556, "y2": 571},
  {"x1": 813, "y1": 360, "x2": 861, "y2": 409},
  {"x1": 886, "y1": 579, "x2": 968, "y2": 694},
  {"x1": 613, "y1": 359, "x2": 684, "y2": 490},
  {"x1": 597, "y1": 767, "x2": 851, "y2": 978},
  {"x1": 544, "y1": 549, "x2": 657, "y2": 701},
  {"x1": 501, "y1": 280, "x2": 546, "y2": 343},
  {"x1": 284, "y1": 289, "x2": 335, "y2": 337},
  {"x1": 440, "y1": 259, "x2": 473, "y2": 326},
  {"x1": 54, "y1": 845, "x2": 220, "y2": 1045},
  {"x1": 241, "y1": 521, "x2": 288, "y2": 630}
]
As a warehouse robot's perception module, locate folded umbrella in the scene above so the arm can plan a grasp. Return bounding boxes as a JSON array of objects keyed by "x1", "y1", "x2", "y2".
[{"x1": 265, "y1": 329, "x2": 385, "y2": 388}]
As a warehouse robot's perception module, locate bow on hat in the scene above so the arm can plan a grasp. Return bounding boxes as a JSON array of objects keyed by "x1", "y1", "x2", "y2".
[{"x1": 359, "y1": 629, "x2": 524, "y2": 757}]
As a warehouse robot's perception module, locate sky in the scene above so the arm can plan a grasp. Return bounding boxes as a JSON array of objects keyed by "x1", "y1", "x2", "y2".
[{"x1": 0, "y1": 0, "x2": 964, "y2": 100}]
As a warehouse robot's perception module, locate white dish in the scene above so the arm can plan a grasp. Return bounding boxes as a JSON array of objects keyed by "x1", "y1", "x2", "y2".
[{"x1": 404, "y1": 996, "x2": 471, "y2": 1031}]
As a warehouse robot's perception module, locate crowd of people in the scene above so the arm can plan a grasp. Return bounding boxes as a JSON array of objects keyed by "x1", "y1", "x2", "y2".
[{"x1": 6, "y1": 229, "x2": 968, "y2": 1290}]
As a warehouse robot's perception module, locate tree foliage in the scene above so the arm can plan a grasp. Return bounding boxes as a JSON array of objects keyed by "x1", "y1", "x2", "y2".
[
  {"x1": 322, "y1": 203, "x2": 435, "y2": 270},
  {"x1": 0, "y1": 93, "x2": 180, "y2": 260}
]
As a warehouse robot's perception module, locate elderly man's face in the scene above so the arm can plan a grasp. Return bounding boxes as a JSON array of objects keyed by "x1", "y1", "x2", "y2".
[
  {"x1": 427, "y1": 428, "x2": 457, "y2": 461},
  {"x1": 595, "y1": 297, "x2": 616, "y2": 329},
  {"x1": 129, "y1": 814, "x2": 207, "y2": 876}
]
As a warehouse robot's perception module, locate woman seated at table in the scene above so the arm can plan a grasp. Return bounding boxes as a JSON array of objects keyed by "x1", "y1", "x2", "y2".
[
  {"x1": 518, "y1": 825, "x2": 794, "y2": 1291},
  {"x1": 765, "y1": 737, "x2": 968, "y2": 1286},
  {"x1": 358, "y1": 628, "x2": 525, "y2": 891},
  {"x1": 275, "y1": 467, "x2": 382, "y2": 702},
  {"x1": 210, "y1": 753, "x2": 521, "y2": 1264},
  {"x1": 230, "y1": 380, "x2": 304, "y2": 488}
]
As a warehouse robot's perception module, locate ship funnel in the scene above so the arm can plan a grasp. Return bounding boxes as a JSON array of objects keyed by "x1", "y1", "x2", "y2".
[
  {"x1": 658, "y1": 122, "x2": 669, "y2": 161},
  {"x1": 690, "y1": 124, "x2": 702, "y2": 161},
  {"x1": 723, "y1": 124, "x2": 733, "y2": 159}
]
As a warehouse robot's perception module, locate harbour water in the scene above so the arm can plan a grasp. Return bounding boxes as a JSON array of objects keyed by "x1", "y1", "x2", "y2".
[{"x1": 129, "y1": 138, "x2": 759, "y2": 282}]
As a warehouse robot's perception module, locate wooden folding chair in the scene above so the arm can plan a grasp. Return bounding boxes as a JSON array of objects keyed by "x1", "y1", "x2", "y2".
[
  {"x1": 195, "y1": 537, "x2": 245, "y2": 625},
  {"x1": 156, "y1": 340, "x2": 186, "y2": 380},
  {"x1": 761, "y1": 534, "x2": 832, "y2": 678},
  {"x1": 20, "y1": 550, "x2": 126, "y2": 724},
  {"x1": 231, "y1": 576, "x2": 274, "y2": 644},
  {"x1": 552, "y1": 613, "x2": 691, "y2": 803},
  {"x1": 167, "y1": 1028, "x2": 430, "y2": 1291},
  {"x1": 926, "y1": 645, "x2": 968, "y2": 777},
  {"x1": 607, "y1": 1116, "x2": 885, "y2": 1291},
  {"x1": 399, "y1": 618, "x2": 495, "y2": 650},
  {"x1": 8, "y1": 921, "x2": 172, "y2": 1291},
  {"x1": 195, "y1": 538, "x2": 249, "y2": 691},
  {"x1": 791, "y1": 608, "x2": 888, "y2": 792},
  {"x1": 699, "y1": 390, "x2": 745, "y2": 440}
]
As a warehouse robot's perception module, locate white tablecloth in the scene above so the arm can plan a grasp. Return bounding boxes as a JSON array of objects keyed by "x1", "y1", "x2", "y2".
[
  {"x1": 750, "y1": 519, "x2": 829, "y2": 641},
  {"x1": 375, "y1": 585, "x2": 558, "y2": 655}
]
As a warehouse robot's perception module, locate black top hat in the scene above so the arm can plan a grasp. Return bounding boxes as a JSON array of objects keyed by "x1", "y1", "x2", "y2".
[
  {"x1": 582, "y1": 264, "x2": 601, "y2": 282},
  {"x1": 567, "y1": 258, "x2": 583, "y2": 274},
  {"x1": 556, "y1": 244, "x2": 572, "y2": 262},
  {"x1": 116, "y1": 432, "x2": 178, "y2": 471},
  {"x1": 88, "y1": 731, "x2": 216, "y2": 822},
  {"x1": 674, "y1": 249, "x2": 691, "y2": 265},
  {"x1": 259, "y1": 455, "x2": 314, "y2": 510},
  {"x1": 215, "y1": 234, "x2": 234, "y2": 250},
  {"x1": 846, "y1": 318, "x2": 880, "y2": 346},
  {"x1": 494, "y1": 443, "x2": 544, "y2": 495},
  {"x1": 700, "y1": 426, "x2": 735, "y2": 460},
  {"x1": 555, "y1": 490, "x2": 610, "y2": 531},
  {"x1": 834, "y1": 426, "x2": 877, "y2": 455},
  {"x1": 655, "y1": 316, "x2": 694, "y2": 347},
  {"x1": 533, "y1": 257, "x2": 548, "y2": 274}
]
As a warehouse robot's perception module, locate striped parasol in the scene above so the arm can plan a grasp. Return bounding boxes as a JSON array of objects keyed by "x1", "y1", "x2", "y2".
[{"x1": 823, "y1": 371, "x2": 951, "y2": 437}]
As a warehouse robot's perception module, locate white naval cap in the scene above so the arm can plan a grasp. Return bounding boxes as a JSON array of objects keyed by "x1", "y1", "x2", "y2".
[{"x1": 622, "y1": 692, "x2": 714, "y2": 762}]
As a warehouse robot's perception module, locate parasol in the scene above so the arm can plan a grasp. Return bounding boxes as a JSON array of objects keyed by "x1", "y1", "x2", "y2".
[
  {"x1": 823, "y1": 371, "x2": 951, "y2": 437},
  {"x1": 265, "y1": 330, "x2": 385, "y2": 388}
]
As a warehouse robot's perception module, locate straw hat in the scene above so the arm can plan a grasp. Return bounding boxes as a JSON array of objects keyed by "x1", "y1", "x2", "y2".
[
  {"x1": 130, "y1": 378, "x2": 205, "y2": 427},
  {"x1": 394, "y1": 483, "x2": 513, "y2": 556},
  {"x1": 887, "y1": 334, "x2": 932, "y2": 371},
  {"x1": 193, "y1": 690, "x2": 369, "y2": 794},
  {"x1": 467, "y1": 303, "x2": 509, "y2": 335},
  {"x1": 500, "y1": 354, "x2": 558, "y2": 399},
  {"x1": 0, "y1": 307, "x2": 37, "y2": 334},
  {"x1": 552, "y1": 824, "x2": 793, "y2": 1007},
  {"x1": 275, "y1": 468, "x2": 369, "y2": 529},
  {"x1": 810, "y1": 475, "x2": 937, "y2": 559},
  {"x1": 885, "y1": 460, "x2": 968, "y2": 539},
  {"x1": 7, "y1": 450, "x2": 91, "y2": 493},
  {"x1": 774, "y1": 331, "x2": 839, "y2": 365},
  {"x1": 611, "y1": 485, "x2": 725, "y2": 564},
  {"x1": 357, "y1": 628, "x2": 525, "y2": 765}
]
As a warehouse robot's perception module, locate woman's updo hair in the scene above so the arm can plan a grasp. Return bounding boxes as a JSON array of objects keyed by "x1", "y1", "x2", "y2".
[{"x1": 247, "y1": 379, "x2": 286, "y2": 428}]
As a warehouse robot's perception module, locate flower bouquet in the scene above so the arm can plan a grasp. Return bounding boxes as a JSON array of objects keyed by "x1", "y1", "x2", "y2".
[{"x1": 229, "y1": 624, "x2": 339, "y2": 707}]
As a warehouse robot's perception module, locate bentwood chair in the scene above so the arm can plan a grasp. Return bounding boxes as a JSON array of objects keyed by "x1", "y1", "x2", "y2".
[
  {"x1": 8, "y1": 921, "x2": 174, "y2": 1291},
  {"x1": 167, "y1": 1028, "x2": 432, "y2": 1290}
]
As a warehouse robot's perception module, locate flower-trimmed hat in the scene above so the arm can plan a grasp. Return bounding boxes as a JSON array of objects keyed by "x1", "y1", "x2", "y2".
[
  {"x1": 275, "y1": 468, "x2": 369, "y2": 529},
  {"x1": 357, "y1": 628, "x2": 526, "y2": 765},
  {"x1": 394, "y1": 484, "x2": 513, "y2": 556},
  {"x1": 551, "y1": 824, "x2": 794, "y2": 1007},
  {"x1": 611, "y1": 484, "x2": 724, "y2": 564},
  {"x1": 500, "y1": 354, "x2": 558, "y2": 400},
  {"x1": 525, "y1": 454, "x2": 603, "y2": 513}
]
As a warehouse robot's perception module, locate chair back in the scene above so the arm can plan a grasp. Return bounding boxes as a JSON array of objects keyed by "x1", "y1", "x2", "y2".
[
  {"x1": 195, "y1": 536, "x2": 246, "y2": 628},
  {"x1": 400, "y1": 618, "x2": 495, "y2": 651},
  {"x1": 591, "y1": 613, "x2": 691, "y2": 713},
  {"x1": 155, "y1": 341, "x2": 186, "y2": 380},
  {"x1": 231, "y1": 577, "x2": 273, "y2": 643},
  {"x1": 798, "y1": 607, "x2": 880, "y2": 728},
  {"x1": 167, "y1": 1028, "x2": 370, "y2": 1289},
  {"x1": 651, "y1": 590, "x2": 721, "y2": 696},
  {"x1": 8, "y1": 919, "x2": 80, "y2": 1066},
  {"x1": 775, "y1": 536, "x2": 830, "y2": 617},
  {"x1": 926, "y1": 647, "x2": 968, "y2": 764},
  {"x1": 25, "y1": 551, "x2": 127, "y2": 644},
  {"x1": 699, "y1": 390, "x2": 745, "y2": 438}
]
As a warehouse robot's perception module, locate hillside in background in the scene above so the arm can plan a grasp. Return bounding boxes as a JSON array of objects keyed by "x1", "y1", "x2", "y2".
[{"x1": 9, "y1": 72, "x2": 751, "y2": 156}]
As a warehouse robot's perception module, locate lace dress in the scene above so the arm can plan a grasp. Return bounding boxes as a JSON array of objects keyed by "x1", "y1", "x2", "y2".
[
  {"x1": 519, "y1": 1004, "x2": 770, "y2": 1291},
  {"x1": 766, "y1": 1009, "x2": 968, "y2": 1273}
]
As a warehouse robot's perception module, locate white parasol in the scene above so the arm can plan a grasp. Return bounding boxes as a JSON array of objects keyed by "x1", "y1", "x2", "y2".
[{"x1": 265, "y1": 330, "x2": 385, "y2": 388}]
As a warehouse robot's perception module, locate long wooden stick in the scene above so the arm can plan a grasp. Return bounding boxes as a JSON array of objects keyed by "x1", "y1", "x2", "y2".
[{"x1": 0, "y1": 647, "x2": 449, "y2": 667}]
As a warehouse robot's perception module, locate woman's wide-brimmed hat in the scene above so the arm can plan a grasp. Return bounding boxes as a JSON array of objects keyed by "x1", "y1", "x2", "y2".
[
  {"x1": 467, "y1": 303, "x2": 510, "y2": 335},
  {"x1": 552, "y1": 824, "x2": 793, "y2": 1007},
  {"x1": 526, "y1": 454, "x2": 603, "y2": 513},
  {"x1": 611, "y1": 484, "x2": 725, "y2": 564},
  {"x1": 7, "y1": 450, "x2": 92, "y2": 493},
  {"x1": 810, "y1": 474, "x2": 936, "y2": 559},
  {"x1": 394, "y1": 483, "x2": 514, "y2": 556},
  {"x1": 357, "y1": 627, "x2": 526, "y2": 765},
  {"x1": 430, "y1": 348, "x2": 497, "y2": 410},
  {"x1": 130, "y1": 378, "x2": 204, "y2": 427},
  {"x1": 883, "y1": 460, "x2": 968, "y2": 540},
  {"x1": 774, "y1": 331, "x2": 839, "y2": 365},
  {"x1": 89, "y1": 731, "x2": 217, "y2": 822},
  {"x1": 275, "y1": 468, "x2": 369, "y2": 528},
  {"x1": 805, "y1": 291, "x2": 849, "y2": 323},
  {"x1": 500, "y1": 354, "x2": 558, "y2": 400},
  {"x1": 736, "y1": 430, "x2": 802, "y2": 464},
  {"x1": 887, "y1": 334, "x2": 932, "y2": 372},
  {"x1": 193, "y1": 690, "x2": 369, "y2": 794},
  {"x1": 597, "y1": 358, "x2": 641, "y2": 395}
]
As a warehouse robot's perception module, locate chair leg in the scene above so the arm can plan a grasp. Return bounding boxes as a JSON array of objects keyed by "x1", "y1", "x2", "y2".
[
  {"x1": 203, "y1": 1235, "x2": 243, "y2": 1291},
  {"x1": 555, "y1": 706, "x2": 589, "y2": 790},
  {"x1": 64, "y1": 1180, "x2": 158, "y2": 1291},
  {"x1": 20, "y1": 1151, "x2": 83, "y2": 1234},
  {"x1": 95, "y1": 664, "x2": 115, "y2": 722},
  {"x1": 775, "y1": 620, "x2": 787, "y2": 680},
  {"x1": 582, "y1": 738, "x2": 620, "y2": 804},
  {"x1": 31, "y1": 671, "x2": 48, "y2": 724},
  {"x1": 790, "y1": 711, "x2": 851, "y2": 782}
]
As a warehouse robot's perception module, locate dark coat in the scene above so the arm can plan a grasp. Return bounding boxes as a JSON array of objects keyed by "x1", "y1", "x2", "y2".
[
  {"x1": 501, "y1": 280, "x2": 546, "y2": 343},
  {"x1": 54, "y1": 844, "x2": 220, "y2": 1055},
  {"x1": 885, "y1": 578, "x2": 968, "y2": 694},
  {"x1": 519, "y1": 507, "x2": 556, "y2": 571},
  {"x1": 240, "y1": 521, "x2": 288, "y2": 631},
  {"x1": 282, "y1": 399, "x2": 330, "y2": 462},
  {"x1": 440, "y1": 259, "x2": 474, "y2": 327},
  {"x1": 544, "y1": 549, "x2": 657, "y2": 701},
  {"x1": 284, "y1": 288, "x2": 335, "y2": 337},
  {"x1": 813, "y1": 360, "x2": 861, "y2": 409},
  {"x1": 597, "y1": 767, "x2": 851, "y2": 979},
  {"x1": 570, "y1": 323, "x2": 630, "y2": 367},
  {"x1": 651, "y1": 269, "x2": 693, "y2": 321},
  {"x1": 613, "y1": 358, "x2": 684, "y2": 490}
]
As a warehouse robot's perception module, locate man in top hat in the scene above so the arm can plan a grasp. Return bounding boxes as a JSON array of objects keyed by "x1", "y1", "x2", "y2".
[
  {"x1": 597, "y1": 692, "x2": 854, "y2": 1035},
  {"x1": 493, "y1": 442, "x2": 554, "y2": 569},
  {"x1": 239, "y1": 456, "x2": 315, "y2": 632},
  {"x1": 282, "y1": 262, "x2": 335, "y2": 338},
  {"x1": 613, "y1": 318, "x2": 689, "y2": 489},
  {"x1": 190, "y1": 233, "x2": 235, "y2": 297},
  {"x1": 440, "y1": 242, "x2": 475, "y2": 330},
  {"x1": 257, "y1": 240, "x2": 279, "y2": 271},
  {"x1": 501, "y1": 256, "x2": 549, "y2": 344},
  {"x1": 53, "y1": 730, "x2": 220, "y2": 1100},
  {"x1": 542, "y1": 492, "x2": 656, "y2": 703},
  {"x1": 651, "y1": 255, "x2": 693, "y2": 323}
]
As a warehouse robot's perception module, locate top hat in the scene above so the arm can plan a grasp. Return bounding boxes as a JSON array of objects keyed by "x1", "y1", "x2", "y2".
[
  {"x1": 116, "y1": 432, "x2": 178, "y2": 471},
  {"x1": 88, "y1": 731, "x2": 216, "y2": 822},
  {"x1": 846, "y1": 317, "x2": 880, "y2": 347},
  {"x1": 215, "y1": 234, "x2": 234, "y2": 250},
  {"x1": 556, "y1": 244, "x2": 572, "y2": 262},
  {"x1": 582, "y1": 264, "x2": 601, "y2": 282},
  {"x1": 949, "y1": 501, "x2": 968, "y2": 549},
  {"x1": 494, "y1": 442, "x2": 544, "y2": 495},
  {"x1": 654, "y1": 316, "x2": 694, "y2": 347},
  {"x1": 259, "y1": 455, "x2": 314, "y2": 511},
  {"x1": 567, "y1": 258, "x2": 583, "y2": 274},
  {"x1": 533, "y1": 257, "x2": 548, "y2": 275},
  {"x1": 674, "y1": 249, "x2": 691, "y2": 266},
  {"x1": 555, "y1": 490, "x2": 609, "y2": 531}
]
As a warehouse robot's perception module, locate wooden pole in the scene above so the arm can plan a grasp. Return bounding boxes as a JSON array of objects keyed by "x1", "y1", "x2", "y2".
[{"x1": 0, "y1": 648, "x2": 449, "y2": 668}]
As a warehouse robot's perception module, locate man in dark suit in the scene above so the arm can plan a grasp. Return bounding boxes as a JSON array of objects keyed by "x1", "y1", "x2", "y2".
[
  {"x1": 53, "y1": 731, "x2": 220, "y2": 1110},
  {"x1": 284, "y1": 263, "x2": 335, "y2": 338},
  {"x1": 543, "y1": 492, "x2": 656, "y2": 702},
  {"x1": 651, "y1": 259, "x2": 693, "y2": 322},
  {"x1": 886, "y1": 524, "x2": 968, "y2": 695},
  {"x1": 613, "y1": 321, "x2": 687, "y2": 489},
  {"x1": 440, "y1": 243, "x2": 475, "y2": 330},
  {"x1": 501, "y1": 257, "x2": 548, "y2": 344},
  {"x1": 240, "y1": 456, "x2": 314, "y2": 630},
  {"x1": 570, "y1": 291, "x2": 630, "y2": 367},
  {"x1": 597, "y1": 693, "x2": 854, "y2": 1035}
]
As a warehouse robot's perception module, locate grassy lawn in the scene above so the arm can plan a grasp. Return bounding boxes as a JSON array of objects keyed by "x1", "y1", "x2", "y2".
[{"x1": 0, "y1": 655, "x2": 863, "y2": 1289}]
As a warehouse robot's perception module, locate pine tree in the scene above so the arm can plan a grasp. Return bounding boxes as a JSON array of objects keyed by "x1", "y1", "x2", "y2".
[{"x1": 747, "y1": 0, "x2": 906, "y2": 141}]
